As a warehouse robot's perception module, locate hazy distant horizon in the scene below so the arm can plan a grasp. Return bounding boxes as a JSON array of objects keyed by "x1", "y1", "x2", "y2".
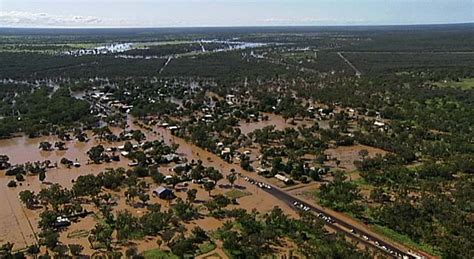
[
  {"x1": 0, "y1": 23, "x2": 473, "y2": 34},
  {"x1": 0, "y1": 0, "x2": 472, "y2": 28},
  {"x1": 0, "y1": 22, "x2": 473, "y2": 31}
]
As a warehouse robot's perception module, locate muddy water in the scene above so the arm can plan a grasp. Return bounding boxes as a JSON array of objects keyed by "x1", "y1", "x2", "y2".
[
  {"x1": 0, "y1": 128, "x2": 133, "y2": 248},
  {"x1": 0, "y1": 116, "x2": 298, "y2": 251},
  {"x1": 325, "y1": 144, "x2": 388, "y2": 172},
  {"x1": 238, "y1": 113, "x2": 314, "y2": 136},
  {"x1": 0, "y1": 135, "x2": 90, "y2": 165}
]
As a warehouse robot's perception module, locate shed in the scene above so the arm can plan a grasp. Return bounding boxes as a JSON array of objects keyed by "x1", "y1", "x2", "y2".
[
  {"x1": 275, "y1": 174, "x2": 290, "y2": 183},
  {"x1": 152, "y1": 186, "x2": 175, "y2": 200}
]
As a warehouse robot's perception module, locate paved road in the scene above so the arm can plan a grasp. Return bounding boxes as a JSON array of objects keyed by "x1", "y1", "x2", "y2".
[{"x1": 243, "y1": 176, "x2": 419, "y2": 259}]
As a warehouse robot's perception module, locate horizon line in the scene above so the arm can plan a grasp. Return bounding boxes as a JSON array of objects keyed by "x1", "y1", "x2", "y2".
[{"x1": 0, "y1": 21, "x2": 473, "y2": 30}]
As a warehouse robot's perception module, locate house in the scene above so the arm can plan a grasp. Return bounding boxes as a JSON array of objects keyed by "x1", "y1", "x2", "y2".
[
  {"x1": 128, "y1": 161, "x2": 138, "y2": 167},
  {"x1": 221, "y1": 147, "x2": 231, "y2": 156},
  {"x1": 163, "y1": 154, "x2": 180, "y2": 163},
  {"x1": 152, "y1": 187, "x2": 175, "y2": 199},
  {"x1": 167, "y1": 125, "x2": 180, "y2": 132},
  {"x1": 225, "y1": 94, "x2": 239, "y2": 105},
  {"x1": 257, "y1": 167, "x2": 270, "y2": 175}
]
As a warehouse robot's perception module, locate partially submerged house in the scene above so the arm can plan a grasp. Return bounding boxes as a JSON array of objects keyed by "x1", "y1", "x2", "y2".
[{"x1": 152, "y1": 186, "x2": 175, "y2": 200}]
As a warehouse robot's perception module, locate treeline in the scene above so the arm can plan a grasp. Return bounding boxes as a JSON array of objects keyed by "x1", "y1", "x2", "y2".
[
  {"x1": 0, "y1": 52, "x2": 168, "y2": 79},
  {"x1": 354, "y1": 154, "x2": 474, "y2": 257},
  {"x1": 0, "y1": 85, "x2": 95, "y2": 138}
]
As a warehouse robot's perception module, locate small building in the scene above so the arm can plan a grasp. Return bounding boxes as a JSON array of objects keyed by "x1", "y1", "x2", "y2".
[
  {"x1": 167, "y1": 126, "x2": 180, "y2": 132},
  {"x1": 275, "y1": 174, "x2": 290, "y2": 183},
  {"x1": 163, "y1": 154, "x2": 180, "y2": 163},
  {"x1": 225, "y1": 94, "x2": 239, "y2": 104},
  {"x1": 152, "y1": 186, "x2": 175, "y2": 200},
  {"x1": 374, "y1": 121, "x2": 385, "y2": 127},
  {"x1": 221, "y1": 147, "x2": 231, "y2": 156},
  {"x1": 203, "y1": 114, "x2": 214, "y2": 122}
]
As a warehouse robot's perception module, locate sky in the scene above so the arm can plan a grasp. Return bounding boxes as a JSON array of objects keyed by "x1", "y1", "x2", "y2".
[{"x1": 0, "y1": 0, "x2": 473, "y2": 28}]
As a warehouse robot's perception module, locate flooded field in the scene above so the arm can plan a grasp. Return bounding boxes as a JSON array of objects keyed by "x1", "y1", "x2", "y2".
[
  {"x1": 325, "y1": 144, "x2": 388, "y2": 172},
  {"x1": 238, "y1": 113, "x2": 315, "y2": 135},
  {"x1": 0, "y1": 131, "x2": 133, "y2": 248}
]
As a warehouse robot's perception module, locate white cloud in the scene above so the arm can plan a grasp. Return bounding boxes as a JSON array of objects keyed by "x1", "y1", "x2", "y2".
[{"x1": 0, "y1": 11, "x2": 106, "y2": 27}]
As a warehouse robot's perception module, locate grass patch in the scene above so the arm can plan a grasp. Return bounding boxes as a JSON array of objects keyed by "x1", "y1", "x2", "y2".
[
  {"x1": 351, "y1": 177, "x2": 369, "y2": 187},
  {"x1": 67, "y1": 229, "x2": 90, "y2": 239},
  {"x1": 198, "y1": 242, "x2": 217, "y2": 255},
  {"x1": 202, "y1": 252, "x2": 222, "y2": 258},
  {"x1": 223, "y1": 249, "x2": 242, "y2": 259},
  {"x1": 373, "y1": 224, "x2": 441, "y2": 256},
  {"x1": 434, "y1": 78, "x2": 474, "y2": 90},
  {"x1": 225, "y1": 189, "x2": 251, "y2": 199},
  {"x1": 143, "y1": 248, "x2": 179, "y2": 259}
]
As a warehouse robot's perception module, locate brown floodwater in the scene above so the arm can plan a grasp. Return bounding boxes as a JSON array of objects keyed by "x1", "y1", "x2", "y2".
[
  {"x1": 0, "y1": 126, "x2": 133, "y2": 248},
  {"x1": 0, "y1": 115, "x2": 299, "y2": 252},
  {"x1": 325, "y1": 144, "x2": 388, "y2": 172},
  {"x1": 237, "y1": 113, "x2": 314, "y2": 136}
]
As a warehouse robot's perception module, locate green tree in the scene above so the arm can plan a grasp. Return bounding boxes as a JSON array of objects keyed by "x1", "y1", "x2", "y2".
[
  {"x1": 19, "y1": 190, "x2": 37, "y2": 209},
  {"x1": 93, "y1": 126, "x2": 112, "y2": 142},
  {"x1": 39, "y1": 171, "x2": 46, "y2": 182},
  {"x1": 203, "y1": 181, "x2": 216, "y2": 197},
  {"x1": 87, "y1": 145, "x2": 105, "y2": 164},
  {"x1": 90, "y1": 223, "x2": 114, "y2": 250},
  {"x1": 318, "y1": 172, "x2": 362, "y2": 213},
  {"x1": 139, "y1": 192, "x2": 150, "y2": 206},
  {"x1": 226, "y1": 172, "x2": 237, "y2": 188},
  {"x1": 68, "y1": 244, "x2": 83, "y2": 256},
  {"x1": 186, "y1": 189, "x2": 197, "y2": 203},
  {"x1": 208, "y1": 170, "x2": 223, "y2": 185},
  {"x1": 39, "y1": 141, "x2": 53, "y2": 151},
  {"x1": 0, "y1": 242, "x2": 14, "y2": 257},
  {"x1": 39, "y1": 230, "x2": 59, "y2": 249}
]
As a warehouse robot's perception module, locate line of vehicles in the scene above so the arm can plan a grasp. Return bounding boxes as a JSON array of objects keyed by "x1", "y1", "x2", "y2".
[
  {"x1": 243, "y1": 176, "x2": 272, "y2": 190},
  {"x1": 293, "y1": 199, "x2": 412, "y2": 258},
  {"x1": 292, "y1": 201, "x2": 310, "y2": 212},
  {"x1": 241, "y1": 175, "x2": 421, "y2": 259}
]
